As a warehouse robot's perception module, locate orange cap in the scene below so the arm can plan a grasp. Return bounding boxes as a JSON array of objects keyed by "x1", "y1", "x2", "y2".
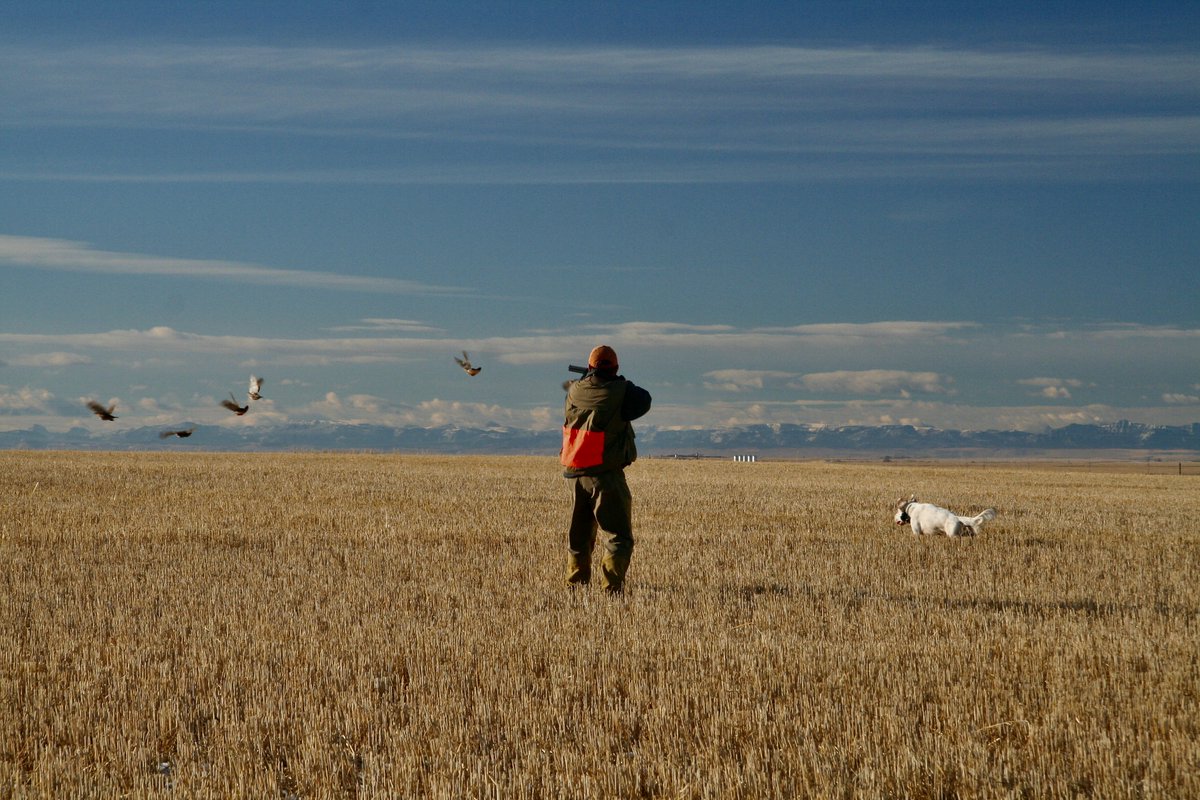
[{"x1": 587, "y1": 345, "x2": 619, "y2": 371}]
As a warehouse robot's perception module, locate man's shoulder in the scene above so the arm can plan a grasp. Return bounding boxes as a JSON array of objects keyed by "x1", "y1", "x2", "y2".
[
  {"x1": 620, "y1": 376, "x2": 649, "y2": 395},
  {"x1": 567, "y1": 375, "x2": 621, "y2": 402},
  {"x1": 620, "y1": 380, "x2": 652, "y2": 421}
]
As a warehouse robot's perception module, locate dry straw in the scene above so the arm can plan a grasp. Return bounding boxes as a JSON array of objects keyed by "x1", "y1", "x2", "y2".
[{"x1": 1, "y1": 452, "x2": 1197, "y2": 797}]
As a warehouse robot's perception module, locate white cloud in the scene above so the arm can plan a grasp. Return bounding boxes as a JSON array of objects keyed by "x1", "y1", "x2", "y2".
[
  {"x1": 295, "y1": 392, "x2": 557, "y2": 430},
  {"x1": 3, "y1": 43, "x2": 1195, "y2": 184},
  {"x1": 7, "y1": 352, "x2": 92, "y2": 367},
  {"x1": 325, "y1": 318, "x2": 444, "y2": 333},
  {"x1": 410, "y1": 398, "x2": 550, "y2": 430},
  {"x1": 1084, "y1": 324, "x2": 1200, "y2": 340},
  {"x1": 762, "y1": 321, "x2": 976, "y2": 339},
  {"x1": 6, "y1": 43, "x2": 1195, "y2": 124},
  {"x1": 1163, "y1": 393, "x2": 1200, "y2": 405},
  {"x1": 644, "y1": 398, "x2": 1198, "y2": 433},
  {"x1": 0, "y1": 319, "x2": 1196, "y2": 434},
  {"x1": 496, "y1": 351, "x2": 573, "y2": 366},
  {"x1": 1019, "y1": 377, "x2": 1084, "y2": 399},
  {"x1": 0, "y1": 386, "x2": 58, "y2": 415},
  {"x1": 264, "y1": 354, "x2": 413, "y2": 367},
  {"x1": 1019, "y1": 377, "x2": 1084, "y2": 388},
  {"x1": 0, "y1": 326, "x2": 449, "y2": 361},
  {"x1": 702, "y1": 369, "x2": 795, "y2": 392},
  {"x1": 0, "y1": 322, "x2": 799, "y2": 365},
  {"x1": 798, "y1": 370, "x2": 952, "y2": 395},
  {"x1": 0, "y1": 235, "x2": 465, "y2": 295},
  {"x1": 607, "y1": 322, "x2": 737, "y2": 335}
]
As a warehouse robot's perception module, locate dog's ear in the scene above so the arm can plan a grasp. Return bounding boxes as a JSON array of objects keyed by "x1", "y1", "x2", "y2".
[{"x1": 908, "y1": 493, "x2": 917, "y2": 503}]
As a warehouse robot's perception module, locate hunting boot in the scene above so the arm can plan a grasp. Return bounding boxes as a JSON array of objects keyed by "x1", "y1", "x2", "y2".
[{"x1": 600, "y1": 543, "x2": 632, "y2": 595}]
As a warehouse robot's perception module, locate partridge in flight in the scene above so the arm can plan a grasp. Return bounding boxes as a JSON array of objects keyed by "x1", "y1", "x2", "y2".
[
  {"x1": 248, "y1": 375, "x2": 264, "y2": 401},
  {"x1": 220, "y1": 393, "x2": 250, "y2": 416},
  {"x1": 87, "y1": 400, "x2": 118, "y2": 421},
  {"x1": 454, "y1": 351, "x2": 482, "y2": 376},
  {"x1": 159, "y1": 427, "x2": 196, "y2": 439}
]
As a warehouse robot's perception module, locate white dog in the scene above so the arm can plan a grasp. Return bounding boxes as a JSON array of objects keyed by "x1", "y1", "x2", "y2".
[{"x1": 894, "y1": 495, "x2": 996, "y2": 537}]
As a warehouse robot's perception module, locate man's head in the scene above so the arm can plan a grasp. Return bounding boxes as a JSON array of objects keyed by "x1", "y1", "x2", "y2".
[{"x1": 588, "y1": 345, "x2": 619, "y2": 375}]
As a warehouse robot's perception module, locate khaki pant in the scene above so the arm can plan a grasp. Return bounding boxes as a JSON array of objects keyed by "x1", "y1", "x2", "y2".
[{"x1": 566, "y1": 471, "x2": 634, "y2": 592}]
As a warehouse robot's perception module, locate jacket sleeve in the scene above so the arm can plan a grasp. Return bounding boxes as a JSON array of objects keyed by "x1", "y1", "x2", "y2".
[{"x1": 620, "y1": 381, "x2": 652, "y2": 421}]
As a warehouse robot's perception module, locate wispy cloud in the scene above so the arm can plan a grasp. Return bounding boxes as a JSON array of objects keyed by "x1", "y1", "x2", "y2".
[
  {"x1": 0, "y1": 386, "x2": 60, "y2": 415},
  {"x1": 6, "y1": 44, "x2": 1196, "y2": 121},
  {"x1": 1163, "y1": 393, "x2": 1200, "y2": 405},
  {"x1": 1, "y1": 320, "x2": 1196, "y2": 432},
  {"x1": 0, "y1": 235, "x2": 465, "y2": 295},
  {"x1": 7, "y1": 352, "x2": 92, "y2": 368},
  {"x1": 702, "y1": 369, "x2": 796, "y2": 392},
  {"x1": 1018, "y1": 376, "x2": 1085, "y2": 399},
  {"x1": 763, "y1": 321, "x2": 977, "y2": 339},
  {"x1": 3, "y1": 43, "x2": 1196, "y2": 183},
  {"x1": 797, "y1": 370, "x2": 953, "y2": 396},
  {"x1": 299, "y1": 392, "x2": 556, "y2": 430},
  {"x1": 0, "y1": 326, "x2": 437, "y2": 358},
  {"x1": 0, "y1": 318, "x2": 1166, "y2": 368},
  {"x1": 324, "y1": 318, "x2": 445, "y2": 334},
  {"x1": 0, "y1": 320, "x2": 989, "y2": 381},
  {"x1": 1083, "y1": 324, "x2": 1200, "y2": 340}
]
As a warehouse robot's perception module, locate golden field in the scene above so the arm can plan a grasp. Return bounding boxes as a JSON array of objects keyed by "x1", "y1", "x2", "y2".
[{"x1": 1, "y1": 451, "x2": 1197, "y2": 798}]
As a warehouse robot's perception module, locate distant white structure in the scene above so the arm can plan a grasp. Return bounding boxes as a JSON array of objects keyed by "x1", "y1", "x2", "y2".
[{"x1": 733, "y1": 454, "x2": 758, "y2": 462}]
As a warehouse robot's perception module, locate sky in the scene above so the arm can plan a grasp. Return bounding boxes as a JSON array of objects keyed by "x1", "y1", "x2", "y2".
[{"x1": 2, "y1": 1, "x2": 1198, "y2": 436}]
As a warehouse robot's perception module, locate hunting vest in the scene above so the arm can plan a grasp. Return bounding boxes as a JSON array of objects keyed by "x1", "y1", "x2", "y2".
[{"x1": 561, "y1": 376, "x2": 637, "y2": 474}]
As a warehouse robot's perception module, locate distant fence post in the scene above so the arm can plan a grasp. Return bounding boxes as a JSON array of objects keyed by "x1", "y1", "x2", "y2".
[{"x1": 733, "y1": 454, "x2": 757, "y2": 463}]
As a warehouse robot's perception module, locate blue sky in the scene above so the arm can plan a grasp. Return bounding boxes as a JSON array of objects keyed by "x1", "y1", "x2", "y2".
[{"x1": 2, "y1": 1, "x2": 1198, "y2": 435}]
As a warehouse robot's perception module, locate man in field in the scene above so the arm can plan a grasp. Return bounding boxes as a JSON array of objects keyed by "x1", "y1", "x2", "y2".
[{"x1": 561, "y1": 345, "x2": 652, "y2": 594}]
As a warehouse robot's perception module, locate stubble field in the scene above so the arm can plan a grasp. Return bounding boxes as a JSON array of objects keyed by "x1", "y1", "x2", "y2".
[{"x1": 1, "y1": 450, "x2": 1197, "y2": 798}]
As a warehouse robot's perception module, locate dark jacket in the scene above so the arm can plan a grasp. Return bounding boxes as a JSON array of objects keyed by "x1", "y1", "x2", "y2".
[{"x1": 560, "y1": 373, "x2": 652, "y2": 477}]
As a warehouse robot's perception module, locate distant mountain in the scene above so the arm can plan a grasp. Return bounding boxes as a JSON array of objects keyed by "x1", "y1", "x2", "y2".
[
  {"x1": 2, "y1": 420, "x2": 1198, "y2": 455},
  {"x1": 639, "y1": 421, "x2": 1200, "y2": 455}
]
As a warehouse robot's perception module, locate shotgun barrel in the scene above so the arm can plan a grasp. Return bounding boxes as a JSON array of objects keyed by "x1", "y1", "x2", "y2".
[{"x1": 567, "y1": 364, "x2": 589, "y2": 375}]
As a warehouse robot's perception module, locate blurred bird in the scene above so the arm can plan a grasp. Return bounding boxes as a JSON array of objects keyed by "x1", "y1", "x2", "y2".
[
  {"x1": 454, "y1": 351, "x2": 482, "y2": 376},
  {"x1": 87, "y1": 400, "x2": 118, "y2": 421},
  {"x1": 159, "y1": 428, "x2": 196, "y2": 439},
  {"x1": 220, "y1": 393, "x2": 249, "y2": 416},
  {"x1": 248, "y1": 375, "x2": 264, "y2": 401}
]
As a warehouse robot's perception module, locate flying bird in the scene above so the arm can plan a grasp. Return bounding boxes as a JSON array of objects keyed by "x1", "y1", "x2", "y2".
[
  {"x1": 87, "y1": 400, "x2": 118, "y2": 421},
  {"x1": 220, "y1": 393, "x2": 249, "y2": 416},
  {"x1": 248, "y1": 375, "x2": 264, "y2": 401},
  {"x1": 159, "y1": 428, "x2": 196, "y2": 439},
  {"x1": 454, "y1": 351, "x2": 482, "y2": 376}
]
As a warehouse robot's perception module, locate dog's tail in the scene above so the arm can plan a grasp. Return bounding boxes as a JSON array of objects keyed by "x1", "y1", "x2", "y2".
[{"x1": 962, "y1": 508, "x2": 996, "y2": 529}]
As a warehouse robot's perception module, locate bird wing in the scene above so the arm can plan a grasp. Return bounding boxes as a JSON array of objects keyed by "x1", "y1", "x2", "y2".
[{"x1": 87, "y1": 400, "x2": 116, "y2": 418}]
